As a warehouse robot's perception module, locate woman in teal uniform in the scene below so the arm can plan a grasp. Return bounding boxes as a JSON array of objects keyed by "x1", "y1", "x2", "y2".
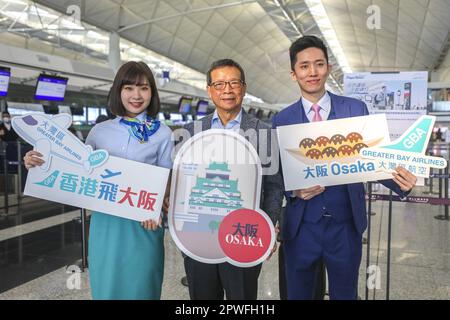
[{"x1": 24, "y1": 61, "x2": 173, "y2": 299}]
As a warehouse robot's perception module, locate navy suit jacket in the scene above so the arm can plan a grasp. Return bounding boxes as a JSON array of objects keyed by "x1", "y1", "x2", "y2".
[{"x1": 272, "y1": 92, "x2": 407, "y2": 239}]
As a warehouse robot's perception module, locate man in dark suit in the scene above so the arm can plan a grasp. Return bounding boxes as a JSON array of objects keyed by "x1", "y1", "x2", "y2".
[
  {"x1": 272, "y1": 36, "x2": 417, "y2": 300},
  {"x1": 179, "y1": 59, "x2": 284, "y2": 300}
]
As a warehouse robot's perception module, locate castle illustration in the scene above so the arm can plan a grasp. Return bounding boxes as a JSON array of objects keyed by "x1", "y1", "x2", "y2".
[{"x1": 174, "y1": 162, "x2": 244, "y2": 232}]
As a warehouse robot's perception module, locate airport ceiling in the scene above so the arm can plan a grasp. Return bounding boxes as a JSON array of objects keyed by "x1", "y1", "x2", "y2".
[{"x1": 4, "y1": 0, "x2": 450, "y2": 105}]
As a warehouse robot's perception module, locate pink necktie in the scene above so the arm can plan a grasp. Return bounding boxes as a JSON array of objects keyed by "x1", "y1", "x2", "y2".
[{"x1": 311, "y1": 104, "x2": 322, "y2": 122}]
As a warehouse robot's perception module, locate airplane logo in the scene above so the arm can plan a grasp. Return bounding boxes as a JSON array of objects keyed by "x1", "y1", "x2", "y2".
[
  {"x1": 101, "y1": 169, "x2": 122, "y2": 179},
  {"x1": 12, "y1": 113, "x2": 109, "y2": 173},
  {"x1": 360, "y1": 115, "x2": 447, "y2": 177}
]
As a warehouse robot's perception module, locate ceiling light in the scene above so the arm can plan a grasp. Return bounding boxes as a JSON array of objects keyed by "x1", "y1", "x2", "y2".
[{"x1": 304, "y1": 0, "x2": 352, "y2": 74}]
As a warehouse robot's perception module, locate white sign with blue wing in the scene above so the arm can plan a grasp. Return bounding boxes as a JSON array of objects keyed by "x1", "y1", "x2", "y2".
[
  {"x1": 12, "y1": 113, "x2": 170, "y2": 222},
  {"x1": 12, "y1": 113, "x2": 108, "y2": 172}
]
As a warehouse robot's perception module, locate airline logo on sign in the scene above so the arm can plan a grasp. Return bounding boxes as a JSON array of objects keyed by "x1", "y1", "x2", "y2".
[{"x1": 360, "y1": 115, "x2": 447, "y2": 177}]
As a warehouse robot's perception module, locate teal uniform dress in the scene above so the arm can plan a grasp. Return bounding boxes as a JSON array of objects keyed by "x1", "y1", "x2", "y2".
[{"x1": 85, "y1": 112, "x2": 173, "y2": 300}]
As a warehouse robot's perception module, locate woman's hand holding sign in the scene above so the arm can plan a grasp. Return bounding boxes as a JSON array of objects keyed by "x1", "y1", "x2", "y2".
[
  {"x1": 294, "y1": 185, "x2": 325, "y2": 200},
  {"x1": 392, "y1": 166, "x2": 417, "y2": 192},
  {"x1": 141, "y1": 217, "x2": 162, "y2": 231},
  {"x1": 23, "y1": 150, "x2": 45, "y2": 169},
  {"x1": 25, "y1": 150, "x2": 164, "y2": 231}
]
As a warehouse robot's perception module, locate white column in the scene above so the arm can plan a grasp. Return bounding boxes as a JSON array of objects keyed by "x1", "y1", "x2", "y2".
[{"x1": 108, "y1": 31, "x2": 121, "y2": 72}]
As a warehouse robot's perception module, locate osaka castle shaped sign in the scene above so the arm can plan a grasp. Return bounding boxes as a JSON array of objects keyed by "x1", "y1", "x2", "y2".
[{"x1": 168, "y1": 129, "x2": 275, "y2": 268}]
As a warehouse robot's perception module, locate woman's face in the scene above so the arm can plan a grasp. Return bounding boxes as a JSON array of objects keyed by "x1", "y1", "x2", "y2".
[{"x1": 120, "y1": 76, "x2": 151, "y2": 117}]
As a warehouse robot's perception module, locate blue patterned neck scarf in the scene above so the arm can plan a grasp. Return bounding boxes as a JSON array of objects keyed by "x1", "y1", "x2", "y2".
[{"x1": 120, "y1": 114, "x2": 160, "y2": 143}]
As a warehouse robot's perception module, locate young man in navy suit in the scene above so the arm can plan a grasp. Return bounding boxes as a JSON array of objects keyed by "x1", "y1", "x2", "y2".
[{"x1": 272, "y1": 36, "x2": 417, "y2": 300}]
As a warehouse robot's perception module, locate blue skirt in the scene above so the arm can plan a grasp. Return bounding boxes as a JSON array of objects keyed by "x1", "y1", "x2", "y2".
[{"x1": 88, "y1": 212, "x2": 164, "y2": 300}]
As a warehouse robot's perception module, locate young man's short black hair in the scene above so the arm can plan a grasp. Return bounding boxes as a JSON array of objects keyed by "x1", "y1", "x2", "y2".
[
  {"x1": 289, "y1": 35, "x2": 329, "y2": 71},
  {"x1": 108, "y1": 61, "x2": 160, "y2": 118},
  {"x1": 206, "y1": 59, "x2": 246, "y2": 86}
]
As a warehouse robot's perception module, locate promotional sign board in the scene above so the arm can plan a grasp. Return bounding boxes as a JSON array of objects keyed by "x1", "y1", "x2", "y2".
[
  {"x1": 168, "y1": 129, "x2": 275, "y2": 268},
  {"x1": 277, "y1": 114, "x2": 392, "y2": 190},
  {"x1": 277, "y1": 114, "x2": 446, "y2": 191},
  {"x1": 344, "y1": 72, "x2": 428, "y2": 140},
  {"x1": 12, "y1": 113, "x2": 169, "y2": 222}
]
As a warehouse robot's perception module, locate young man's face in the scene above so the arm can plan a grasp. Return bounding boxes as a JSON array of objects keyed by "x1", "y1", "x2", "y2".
[
  {"x1": 207, "y1": 66, "x2": 246, "y2": 114},
  {"x1": 291, "y1": 47, "x2": 331, "y2": 98}
]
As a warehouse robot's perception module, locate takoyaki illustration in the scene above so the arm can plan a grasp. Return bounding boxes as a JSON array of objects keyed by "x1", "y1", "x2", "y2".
[
  {"x1": 338, "y1": 145, "x2": 355, "y2": 156},
  {"x1": 315, "y1": 136, "x2": 330, "y2": 148},
  {"x1": 321, "y1": 147, "x2": 340, "y2": 160},
  {"x1": 287, "y1": 131, "x2": 383, "y2": 164},
  {"x1": 305, "y1": 148, "x2": 322, "y2": 160},
  {"x1": 299, "y1": 138, "x2": 316, "y2": 153},
  {"x1": 346, "y1": 132, "x2": 363, "y2": 144},
  {"x1": 352, "y1": 143, "x2": 368, "y2": 153},
  {"x1": 330, "y1": 134, "x2": 346, "y2": 146}
]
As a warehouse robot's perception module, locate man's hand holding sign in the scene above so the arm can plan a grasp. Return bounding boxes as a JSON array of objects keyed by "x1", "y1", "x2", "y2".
[
  {"x1": 294, "y1": 166, "x2": 417, "y2": 201},
  {"x1": 392, "y1": 167, "x2": 418, "y2": 192}
]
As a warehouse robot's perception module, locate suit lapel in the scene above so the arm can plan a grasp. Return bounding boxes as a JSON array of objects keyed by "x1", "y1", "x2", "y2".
[
  {"x1": 201, "y1": 114, "x2": 213, "y2": 130},
  {"x1": 298, "y1": 99, "x2": 306, "y2": 124},
  {"x1": 289, "y1": 99, "x2": 305, "y2": 124},
  {"x1": 329, "y1": 91, "x2": 350, "y2": 119},
  {"x1": 240, "y1": 109, "x2": 255, "y2": 130}
]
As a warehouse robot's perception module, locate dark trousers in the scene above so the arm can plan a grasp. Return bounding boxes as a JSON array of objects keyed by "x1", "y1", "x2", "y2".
[
  {"x1": 284, "y1": 217, "x2": 362, "y2": 300},
  {"x1": 184, "y1": 256, "x2": 262, "y2": 300},
  {"x1": 278, "y1": 242, "x2": 326, "y2": 300}
]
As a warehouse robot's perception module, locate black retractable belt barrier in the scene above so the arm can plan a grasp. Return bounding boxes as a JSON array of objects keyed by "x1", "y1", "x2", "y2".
[
  {"x1": 435, "y1": 165, "x2": 450, "y2": 221},
  {"x1": 364, "y1": 166, "x2": 450, "y2": 300},
  {"x1": 426, "y1": 167, "x2": 434, "y2": 194},
  {"x1": 365, "y1": 182, "x2": 373, "y2": 301},
  {"x1": 386, "y1": 190, "x2": 393, "y2": 300},
  {"x1": 80, "y1": 208, "x2": 88, "y2": 271},
  {"x1": 444, "y1": 166, "x2": 450, "y2": 221},
  {"x1": 16, "y1": 141, "x2": 22, "y2": 201},
  {"x1": 3, "y1": 150, "x2": 8, "y2": 212}
]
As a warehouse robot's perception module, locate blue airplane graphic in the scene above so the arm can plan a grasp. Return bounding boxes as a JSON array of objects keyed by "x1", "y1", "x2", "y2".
[{"x1": 100, "y1": 169, "x2": 122, "y2": 179}]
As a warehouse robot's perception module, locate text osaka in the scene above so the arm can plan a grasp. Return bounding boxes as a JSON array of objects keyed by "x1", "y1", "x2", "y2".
[{"x1": 304, "y1": 160, "x2": 375, "y2": 179}]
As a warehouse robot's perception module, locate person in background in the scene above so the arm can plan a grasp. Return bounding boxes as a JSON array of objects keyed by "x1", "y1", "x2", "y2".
[
  {"x1": 163, "y1": 112, "x2": 174, "y2": 126},
  {"x1": 95, "y1": 114, "x2": 109, "y2": 124},
  {"x1": 0, "y1": 111, "x2": 18, "y2": 142},
  {"x1": 436, "y1": 128, "x2": 443, "y2": 142},
  {"x1": 23, "y1": 61, "x2": 173, "y2": 300}
]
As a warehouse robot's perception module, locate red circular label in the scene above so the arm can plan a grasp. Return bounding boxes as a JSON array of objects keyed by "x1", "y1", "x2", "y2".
[{"x1": 218, "y1": 208, "x2": 272, "y2": 264}]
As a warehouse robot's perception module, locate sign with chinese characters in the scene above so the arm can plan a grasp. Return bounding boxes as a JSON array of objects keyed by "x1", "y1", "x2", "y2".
[
  {"x1": 218, "y1": 208, "x2": 272, "y2": 265},
  {"x1": 12, "y1": 113, "x2": 169, "y2": 222},
  {"x1": 360, "y1": 115, "x2": 447, "y2": 178},
  {"x1": 168, "y1": 129, "x2": 275, "y2": 268},
  {"x1": 277, "y1": 114, "x2": 393, "y2": 190},
  {"x1": 344, "y1": 72, "x2": 428, "y2": 141}
]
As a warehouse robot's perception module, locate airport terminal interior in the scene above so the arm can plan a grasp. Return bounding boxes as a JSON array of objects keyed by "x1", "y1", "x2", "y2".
[{"x1": 0, "y1": 0, "x2": 450, "y2": 300}]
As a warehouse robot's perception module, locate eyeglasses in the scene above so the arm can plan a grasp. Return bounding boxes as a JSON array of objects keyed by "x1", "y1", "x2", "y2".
[{"x1": 209, "y1": 80, "x2": 245, "y2": 90}]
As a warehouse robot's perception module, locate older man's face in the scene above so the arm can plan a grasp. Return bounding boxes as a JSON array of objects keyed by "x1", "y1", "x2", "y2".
[{"x1": 207, "y1": 66, "x2": 246, "y2": 114}]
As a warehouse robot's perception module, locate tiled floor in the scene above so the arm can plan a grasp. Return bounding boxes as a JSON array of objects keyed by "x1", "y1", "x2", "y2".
[
  {"x1": 0, "y1": 197, "x2": 82, "y2": 293},
  {"x1": 0, "y1": 185, "x2": 449, "y2": 300}
]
